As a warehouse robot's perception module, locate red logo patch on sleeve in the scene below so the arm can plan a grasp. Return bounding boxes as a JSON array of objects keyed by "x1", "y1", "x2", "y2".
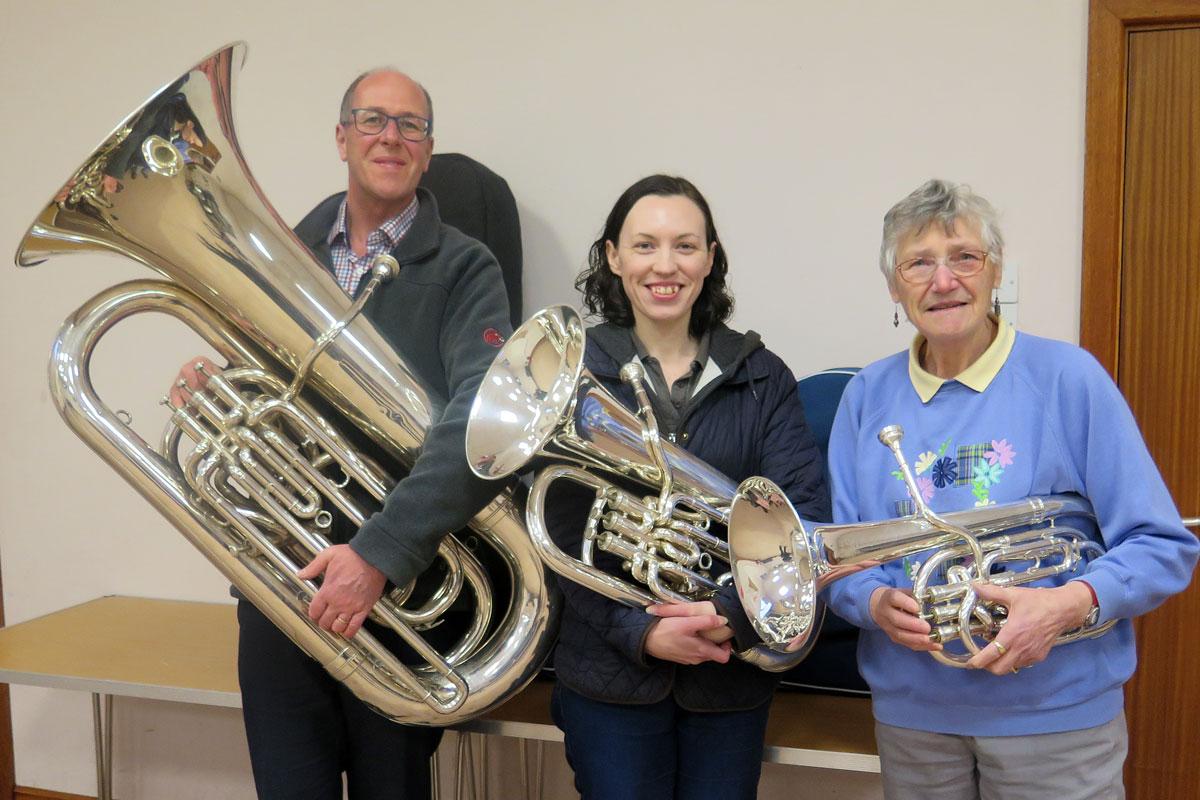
[{"x1": 483, "y1": 328, "x2": 506, "y2": 347}]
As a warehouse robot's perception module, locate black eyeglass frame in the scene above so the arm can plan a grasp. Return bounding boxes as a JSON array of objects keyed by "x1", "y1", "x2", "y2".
[{"x1": 344, "y1": 108, "x2": 432, "y2": 141}]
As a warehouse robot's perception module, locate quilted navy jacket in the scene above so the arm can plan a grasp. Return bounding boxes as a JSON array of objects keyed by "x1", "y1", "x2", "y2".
[{"x1": 545, "y1": 322, "x2": 830, "y2": 710}]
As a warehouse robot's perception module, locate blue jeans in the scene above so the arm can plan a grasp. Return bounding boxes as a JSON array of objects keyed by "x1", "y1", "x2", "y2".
[
  {"x1": 551, "y1": 682, "x2": 770, "y2": 800},
  {"x1": 237, "y1": 600, "x2": 443, "y2": 800}
]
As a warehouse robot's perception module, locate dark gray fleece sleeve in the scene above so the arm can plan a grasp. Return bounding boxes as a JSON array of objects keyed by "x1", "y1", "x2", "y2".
[{"x1": 348, "y1": 247, "x2": 513, "y2": 587}]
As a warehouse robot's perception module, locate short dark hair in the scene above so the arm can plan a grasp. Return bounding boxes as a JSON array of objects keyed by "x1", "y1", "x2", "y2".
[
  {"x1": 575, "y1": 174, "x2": 733, "y2": 338},
  {"x1": 338, "y1": 68, "x2": 434, "y2": 135}
]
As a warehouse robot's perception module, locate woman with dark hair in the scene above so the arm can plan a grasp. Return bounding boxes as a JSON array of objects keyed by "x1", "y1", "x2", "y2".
[{"x1": 546, "y1": 174, "x2": 830, "y2": 799}]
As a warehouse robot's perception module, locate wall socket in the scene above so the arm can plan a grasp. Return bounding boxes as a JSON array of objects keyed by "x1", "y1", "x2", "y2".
[{"x1": 997, "y1": 264, "x2": 1018, "y2": 327}]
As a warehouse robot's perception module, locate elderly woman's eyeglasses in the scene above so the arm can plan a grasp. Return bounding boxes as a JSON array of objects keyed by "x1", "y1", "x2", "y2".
[
  {"x1": 895, "y1": 250, "x2": 989, "y2": 284},
  {"x1": 345, "y1": 109, "x2": 431, "y2": 142}
]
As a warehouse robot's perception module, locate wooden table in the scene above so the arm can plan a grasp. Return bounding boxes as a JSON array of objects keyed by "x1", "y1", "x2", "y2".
[
  {"x1": 0, "y1": 597, "x2": 878, "y2": 798},
  {"x1": 0, "y1": 596, "x2": 239, "y2": 799}
]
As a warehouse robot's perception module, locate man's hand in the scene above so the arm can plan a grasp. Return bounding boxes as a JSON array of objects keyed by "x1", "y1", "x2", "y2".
[
  {"x1": 868, "y1": 586, "x2": 942, "y2": 652},
  {"x1": 644, "y1": 601, "x2": 733, "y2": 665},
  {"x1": 965, "y1": 581, "x2": 1093, "y2": 675},
  {"x1": 297, "y1": 544, "x2": 387, "y2": 639},
  {"x1": 168, "y1": 355, "x2": 221, "y2": 408}
]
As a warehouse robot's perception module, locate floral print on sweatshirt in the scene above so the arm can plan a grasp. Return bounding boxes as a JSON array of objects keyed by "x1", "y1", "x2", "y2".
[{"x1": 893, "y1": 437, "x2": 1018, "y2": 515}]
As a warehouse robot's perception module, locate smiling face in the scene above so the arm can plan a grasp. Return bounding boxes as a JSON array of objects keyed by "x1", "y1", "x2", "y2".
[
  {"x1": 605, "y1": 194, "x2": 715, "y2": 336},
  {"x1": 335, "y1": 71, "x2": 433, "y2": 218},
  {"x1": 890, "y1": 216, "x2": 1001, "y2": 355}
]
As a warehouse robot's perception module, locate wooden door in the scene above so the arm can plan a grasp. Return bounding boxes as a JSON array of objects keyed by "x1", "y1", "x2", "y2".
[
  {"x1": 1082, "y1": 2, "x2": 1200, "y2": 798},
  {"x1": 0, "y1": 561, "x2": 10, "y2": 799}
]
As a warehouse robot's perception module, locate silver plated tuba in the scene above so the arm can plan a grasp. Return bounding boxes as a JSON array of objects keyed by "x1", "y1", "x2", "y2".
[
  {"x1": 14, "y1": 43, "x2": 558, "y2": 723},
  {"x1": 466, "y1": 305, "x2": 818, "y2": 671},
  {"x1": 729, "y1": 426, "x2": 1117, "y2": 668}
]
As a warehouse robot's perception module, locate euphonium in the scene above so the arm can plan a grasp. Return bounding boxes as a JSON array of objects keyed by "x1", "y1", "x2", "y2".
[
  {"x1": 466, "y1": 305, "x2": 818, "y2": 671},
  {"x1": 13, "y1": 43, "x2": 558, "y2": 723},
  {"x1": 728, "y1": 426, "x2": 1116, "y2": 668}
]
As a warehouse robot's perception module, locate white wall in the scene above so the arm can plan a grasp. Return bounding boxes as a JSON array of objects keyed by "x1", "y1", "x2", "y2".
[{"x1": 0, "y1": 1, "x2": 1088, "y2": 796}]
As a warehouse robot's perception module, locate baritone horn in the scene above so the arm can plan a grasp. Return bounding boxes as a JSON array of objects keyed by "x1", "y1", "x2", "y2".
[
  {"x1": 13, "y1": 42, "x2": 558, "y2": 723},
  {"x1": 728, "y1": 426, "x2": 1116, "y2": 669},
  {"x1": 465, "y1": 305, "x2": 820, "y2": 671}
]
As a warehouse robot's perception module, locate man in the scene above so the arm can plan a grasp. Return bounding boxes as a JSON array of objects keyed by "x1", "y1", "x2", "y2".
[{"x1": 174, "y1": 68, "x2": 515, "y2": 799}]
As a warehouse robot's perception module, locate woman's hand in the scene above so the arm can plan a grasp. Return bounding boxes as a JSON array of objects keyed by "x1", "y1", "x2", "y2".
[
  {"x1": 644, "y1": 601, "x2": 733, "y2": 665},
  {"x1": 868, "y1": 587, "x2": 942, "y2": 652},
  {"x1": 965, "y1": 581, "x2": 1093, "y2": 675}
]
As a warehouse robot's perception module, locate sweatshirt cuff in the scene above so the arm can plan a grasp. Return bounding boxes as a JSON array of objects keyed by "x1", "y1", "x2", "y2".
[
  {"x1": 824, "y1": 572, "x2": 891, "y2": 631},
  {"x1": 1071, "y1": 571, "x2": 1121, "y2": 624}
]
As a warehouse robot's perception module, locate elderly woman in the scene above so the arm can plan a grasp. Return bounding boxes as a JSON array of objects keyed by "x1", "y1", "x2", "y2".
[
  {"x1": 545, "y1": 174, "x2": 829, "y2": 799},
  {"x1": 825, "y1": 179, "x2": 1198, "y2": 799}
]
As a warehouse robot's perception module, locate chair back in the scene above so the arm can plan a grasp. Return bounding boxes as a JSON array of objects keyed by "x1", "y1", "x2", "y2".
[{"x1": 782, "y1": 368, "x2": 869, "y2": 695}]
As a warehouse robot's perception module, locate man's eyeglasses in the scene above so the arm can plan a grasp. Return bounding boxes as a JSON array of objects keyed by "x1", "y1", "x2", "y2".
[
  {"x1": 345, "y1": 108, "x2": 431, "y2": 142},
  {"x1": 895, "y1": 250, "x2": 989, "y2": 284}
]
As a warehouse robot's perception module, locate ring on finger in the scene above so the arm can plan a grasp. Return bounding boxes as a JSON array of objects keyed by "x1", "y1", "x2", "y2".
[
  {"x1": 992, "y1": 640, "x2": 1008, "y2": 657},
  {"x1": 335, "y1": 615, "x2": 350, "y2": 624},
  {"x1": 1011, "y1": 666, "x2": 1020, "y2": 674}
]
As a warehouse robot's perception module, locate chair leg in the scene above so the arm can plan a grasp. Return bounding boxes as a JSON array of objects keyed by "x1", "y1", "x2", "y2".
[
  {"x1": 518, "y1": 739, "x2": 528, "y2": 800},
  {"x1": 91, "y1": 693, "x2": 113, "y2": 800},
  {"x1": 430, "y1": 748, "x2": 441, "y2": 800},
  {"x1": 533, "y1": 740, "x2": 545, "y2": 800},
  {"x1": 479, "y1": 735, "x2": 490, "y2": 800},
  {"x1": 455, "y1": 732, "x2": 476, "y2": 800}
]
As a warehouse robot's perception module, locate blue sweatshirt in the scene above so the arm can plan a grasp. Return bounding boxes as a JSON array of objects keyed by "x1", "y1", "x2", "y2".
[{"x1": 824, "y1": 327, "x2": 1198, "y2": 736}]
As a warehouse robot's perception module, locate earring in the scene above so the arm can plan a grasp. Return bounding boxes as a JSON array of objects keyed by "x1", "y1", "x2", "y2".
[
  {"x1": 993, "y1": 292, "x2": 1001, "y2": 318},
  {"x1": 893, "y1": 305, "x2": 900, "y2": 328}
]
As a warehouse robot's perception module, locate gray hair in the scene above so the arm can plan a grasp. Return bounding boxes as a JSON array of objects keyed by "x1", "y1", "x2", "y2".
[
  {"x1": 338, "y1": 68, "x2": 434, "y2": 135},
  {"x1": 879, "y1": 179, "x2": 1004, "y2": 283}
]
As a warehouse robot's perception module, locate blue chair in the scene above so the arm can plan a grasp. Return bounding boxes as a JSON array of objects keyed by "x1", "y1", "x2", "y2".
[
  {"x1": 778, "y1": 368, "x2": 870, "y2": 695},
  {"x1": 796, "y1": 368, "x2": 859, "y2": 482}
]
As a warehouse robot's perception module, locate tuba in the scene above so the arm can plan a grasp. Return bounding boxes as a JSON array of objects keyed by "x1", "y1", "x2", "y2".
[
  {"x1": 13, "y1": 43, "x2": 558, "y2": 723},
  {"x1": 729, "y1": 427, "x2": 1117, "y2": 668},
  {"x1": 466, "y1": 305, "x2": 818, "y2": 671}
]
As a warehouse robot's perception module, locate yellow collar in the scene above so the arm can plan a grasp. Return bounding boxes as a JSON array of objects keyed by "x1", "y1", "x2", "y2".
[{"x1": 908, "y1": 318, "x2": 1016, "y2": 403}]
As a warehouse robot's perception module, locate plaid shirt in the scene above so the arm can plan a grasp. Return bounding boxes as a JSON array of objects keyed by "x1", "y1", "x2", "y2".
[{"x1": 327, "y1": 196, "x2": 419, "y2": 294}]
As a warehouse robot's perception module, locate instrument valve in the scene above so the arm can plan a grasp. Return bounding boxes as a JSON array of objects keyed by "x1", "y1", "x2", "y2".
[{"x1": 228, "y1": 540, "x2": 256, "y2": 557}]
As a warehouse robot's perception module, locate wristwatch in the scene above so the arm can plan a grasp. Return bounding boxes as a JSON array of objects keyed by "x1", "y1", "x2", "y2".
[{"x1": 1080, "y1": 580, "x2": 1100, "y2": 627}]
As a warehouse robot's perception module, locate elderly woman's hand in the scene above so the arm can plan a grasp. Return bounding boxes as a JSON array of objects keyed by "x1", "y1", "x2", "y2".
[
  {"x1": 965, "y1": 581, "x2": 1094, "y2": 675},
  {"x1": 869, "y1": 587, "x2": 942, "y2": 653}
]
